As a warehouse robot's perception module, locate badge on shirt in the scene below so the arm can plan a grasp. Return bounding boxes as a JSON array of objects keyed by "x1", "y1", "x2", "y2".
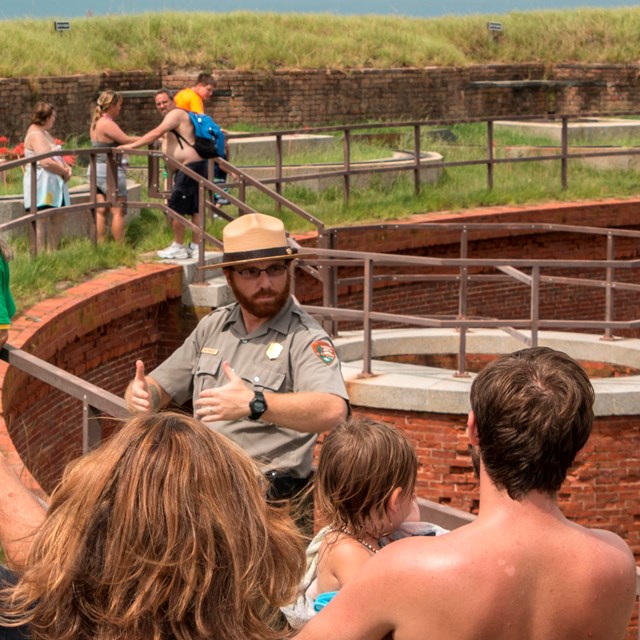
[
  {"x1": 266, "y1": 342, "x2": 284, "y2": 360},
  {"x1": 201, "y1": 347, "x2": 219, "y2": 356},
  {"x1": 311, "y1": 340, "x2": 336, "y2": 365}
]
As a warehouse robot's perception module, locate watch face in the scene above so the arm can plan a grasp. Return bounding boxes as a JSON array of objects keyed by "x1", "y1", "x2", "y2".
[
  {"x1": 250, "y1": 392, "x2": 267, "y2": 419},
  {"x1": 251, "y1": 398, "x2": 266, "y2": 413}
]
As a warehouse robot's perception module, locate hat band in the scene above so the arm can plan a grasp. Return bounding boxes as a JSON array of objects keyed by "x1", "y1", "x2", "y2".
[{"x1": 221, "y1": 246, "x2": 297, "y2": 263}]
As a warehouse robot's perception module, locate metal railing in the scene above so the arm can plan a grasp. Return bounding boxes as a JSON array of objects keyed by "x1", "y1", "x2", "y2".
[
  {"x1": 4, "y1": 110, "x2": 640, "y2": 258},
  {"x1": 224, "y1": 110, "x2": 640, "y2": 202},
  {"x1": 0, "y1": 344, "x2": 128, "y2": 454},
  {"x1": 299, "y1": 221, "x2": 640, "y2": 376}
]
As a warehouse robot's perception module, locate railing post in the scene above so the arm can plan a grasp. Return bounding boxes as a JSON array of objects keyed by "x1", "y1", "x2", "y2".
[
  {"x1": 603, "y1": 233, "x2": 615, "y2": 341},
  {"x1": 456, "y1": 227, "x2": 469, "y2": 377},
  {"x1": 88, "y1": 151, "x2": 98, "y2": 246},
  {"x1": 487, "y1": 120, "x2": 494, "y2": 190},
  {"x1": 362, "y1": 257, "x2": 373, "y2": 376},
  {"x1": 531, "y1": 265, "x2": 540, "y2": 347},
  {"x1": 106, "y1": 150, "x2": 118, "y2": 223},
  {"x1": 275, "y1": 133, "x2": 283, "y2": 213},
  {"x1": 239, "y1": 174, "x2": 246, "y2": 207},
  {"x1": 413, "y1": 124, "x2": 421, "y2": 195},
  {"x1": 148, "y1": 149, "x2": 160, "y2": 198},
  {"x1": 561, "y1": 116, "x2": 569, "y2": 190},
  {"x1": 28, "y1": 159, "x2": 39, "y2": 255},
  {"x1": 82, "y1": 399, "x2": 102, "y2": 454},
  {"x1": 343, "y1": 128, "x2": 351, "y2": 204},
  {"x1": 319, "y1": 229, "x2": 338, "y2": 336},
  {"x1": 196, "y1": 180, "x2": 206, "y2": 283}
]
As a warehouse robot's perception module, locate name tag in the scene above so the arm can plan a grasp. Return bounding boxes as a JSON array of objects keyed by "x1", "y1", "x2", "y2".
[{"x1": 201, "y1": 347, "x2": 219, "y2": 356}]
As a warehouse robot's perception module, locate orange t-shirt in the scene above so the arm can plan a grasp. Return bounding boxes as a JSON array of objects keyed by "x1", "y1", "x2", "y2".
[{"x1": 174, "y1": 88, "x2": 204, "y2": 114}]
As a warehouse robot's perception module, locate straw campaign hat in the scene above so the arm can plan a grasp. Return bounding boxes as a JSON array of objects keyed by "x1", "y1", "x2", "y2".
[{"x1": 212, "y1": 213, "x2": 298, "y2": 269}]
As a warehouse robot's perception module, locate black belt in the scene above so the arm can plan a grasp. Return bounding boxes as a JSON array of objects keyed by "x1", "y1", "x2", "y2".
[{"x1": 265, "y1": 470, "x2": 313, "y2": 502}]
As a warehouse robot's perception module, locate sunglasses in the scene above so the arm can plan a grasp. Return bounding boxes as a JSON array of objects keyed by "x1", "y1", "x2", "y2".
[{"x1": 232, "y1": 263, "x2": 288, "y2": 280}]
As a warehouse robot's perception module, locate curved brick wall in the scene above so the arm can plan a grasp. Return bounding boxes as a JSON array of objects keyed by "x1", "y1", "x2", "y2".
[{"x1": 0, "y1": 201, "x2": 638, "y2": 635}]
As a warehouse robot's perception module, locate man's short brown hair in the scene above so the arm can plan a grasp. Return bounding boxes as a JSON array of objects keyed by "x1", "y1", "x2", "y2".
[{"x1": 470, "y1": 346, "x2": 594, "y2": 500}]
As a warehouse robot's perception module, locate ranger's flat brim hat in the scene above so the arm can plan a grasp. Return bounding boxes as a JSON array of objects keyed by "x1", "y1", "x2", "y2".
[{"x1": 211, "y1": 212, "x2": 298, "y2": 269}]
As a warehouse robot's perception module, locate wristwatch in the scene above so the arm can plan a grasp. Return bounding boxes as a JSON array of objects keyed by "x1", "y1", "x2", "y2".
[{"x1": 249, "y1": 390, "x2": 268, "y2": 421}]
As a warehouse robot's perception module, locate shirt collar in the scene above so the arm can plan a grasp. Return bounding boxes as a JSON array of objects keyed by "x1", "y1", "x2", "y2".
[{"x1": 223, "y1": 297, "x2": 294, "y2": 337}]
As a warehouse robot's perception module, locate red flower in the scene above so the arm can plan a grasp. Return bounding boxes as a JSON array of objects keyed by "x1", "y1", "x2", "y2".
[
  {"x1": 12, "y1": 142, "x2": 24, "y2": 157},
  {"x1": 0, "y1": 147, "x2": 8, "y2": 155},
  {"x1": 0, "y1": 136, "x2": 8, "y2": 144},
  {"x1": 54, "y1": 138, "x2": 63, "y2": 145},
  {"x1": 63, "y1": 155, "x2": 76, "y2": 166}
]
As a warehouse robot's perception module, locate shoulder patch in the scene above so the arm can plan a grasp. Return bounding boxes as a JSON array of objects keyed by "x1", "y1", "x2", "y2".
[{"x1": 311, "y1": 340, "x2": 337, "y2": 365}]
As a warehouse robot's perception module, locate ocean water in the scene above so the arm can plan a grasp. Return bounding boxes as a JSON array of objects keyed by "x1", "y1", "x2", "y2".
[{"x1": 3, "y1": 0, "x2": 639, "y2": 20}]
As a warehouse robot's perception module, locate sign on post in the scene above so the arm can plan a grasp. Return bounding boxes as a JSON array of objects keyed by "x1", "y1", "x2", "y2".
[
  {"x1": 53, "y1": 21, "x2": 71, "y2": 32},
  {"x1": 487, "y1": 21, "x2": 503, "y2": 41}
]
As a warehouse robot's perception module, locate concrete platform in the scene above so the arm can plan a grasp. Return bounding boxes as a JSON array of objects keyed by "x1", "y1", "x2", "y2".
[
  {"x1": 0, "y1": 181, "x2": 141, "y2": 240},
  {"x1": 334, "y1": 328, "x2": 640, "y2": 416},
  {"x1": 229, "y1": 133, "x2": 335, "y2": 163},
  {"x1": 241, "y1": 151, "x2": 443, "y2": 192},
  {"x1": 495, "y1": 118, "x2": 640, "y2": 145}
]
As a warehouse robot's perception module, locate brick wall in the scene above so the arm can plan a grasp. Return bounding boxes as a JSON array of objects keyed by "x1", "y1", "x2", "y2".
[{"x1": 3, "y1": 63, "x2": 640, "y2": 141}]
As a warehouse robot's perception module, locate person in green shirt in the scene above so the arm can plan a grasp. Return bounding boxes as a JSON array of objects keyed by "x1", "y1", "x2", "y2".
[{"x1": 0, "y1": 238, "x2": 15, "y2": 349}]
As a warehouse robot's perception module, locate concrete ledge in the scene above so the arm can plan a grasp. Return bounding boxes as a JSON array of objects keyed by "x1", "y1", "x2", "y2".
[
  {"x1": 0, "y1": 181, "x2": 141, "y2": 240},
  {"x1": 335, "y1": 328, "x2": 640, "y2": 416},
  {"x1": 241, "y1": 151, "x2": 443, "y2": 192},
  {"x1": 495, "y1": 117, "x2": 640, "y2": 144}
]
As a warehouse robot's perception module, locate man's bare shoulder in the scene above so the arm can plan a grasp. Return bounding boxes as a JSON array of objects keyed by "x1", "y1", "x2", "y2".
[
  {"x1": 373, "y1": 526, "x2": 472, "y2": 581},
  {"x1": 572, "y1": 524, "x2": 637, "y2": 588},
  {"x1": 162, "y1": 108, "x2": 189, "y2": 129}
]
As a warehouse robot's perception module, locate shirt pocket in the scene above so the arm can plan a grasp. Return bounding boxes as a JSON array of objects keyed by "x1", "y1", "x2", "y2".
[
  {"x1": 249, "y1": 364, "x2": 287, "y2": 393},
  {"x1": 193, "y1": 353, "x2": 223, "y2": 392}
]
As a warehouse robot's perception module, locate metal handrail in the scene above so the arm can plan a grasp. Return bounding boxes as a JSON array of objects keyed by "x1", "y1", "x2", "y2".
[
  {"x1": 298, "y1": 222, "x2": 640, "y2": 376},
  {"x1": 0, "y1": 344, "x2": 128, "y2": 454},
  {"x1": 4, "y1": 111, "x2": 640, "y2": 256}
]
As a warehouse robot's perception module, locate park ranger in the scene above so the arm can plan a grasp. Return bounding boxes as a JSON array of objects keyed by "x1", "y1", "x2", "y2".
[{"x1": 125, "y1": 213, "x2": 349, "y2": 503}]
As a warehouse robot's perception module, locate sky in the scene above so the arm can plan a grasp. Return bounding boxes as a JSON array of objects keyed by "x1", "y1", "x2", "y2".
[{"x1": 2, "y1": 0, "x2": 640, "y2": 20}]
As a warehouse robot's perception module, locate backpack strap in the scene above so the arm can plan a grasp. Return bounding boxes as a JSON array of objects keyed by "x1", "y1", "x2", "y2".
[
  {"x1": 171, "y1": 109, "x2": 196, "y2": 150},
  {"x1": 171, "y1": 128, "x2": 192, "y2": 150}
]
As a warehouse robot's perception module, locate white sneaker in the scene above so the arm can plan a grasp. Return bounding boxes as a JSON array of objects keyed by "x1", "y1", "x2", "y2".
[
  {"x1": 157, "y1": 242, "x2": 189, "y2": 260},
  {"x1": 189, "y1": 243, "x2": 199, "y2": 260}
]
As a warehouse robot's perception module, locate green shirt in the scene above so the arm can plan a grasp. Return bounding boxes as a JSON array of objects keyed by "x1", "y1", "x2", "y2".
[{"x1": 0, "y1": 259, "x2": 15, "y2": 329}]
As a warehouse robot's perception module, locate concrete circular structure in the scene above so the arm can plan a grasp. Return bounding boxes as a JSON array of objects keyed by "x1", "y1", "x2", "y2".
[
  {"x1": 240, "y1": 150, "x2": 443, "y2": 192},
  {"x1": 495, "y1": 117, "x2": 640, "y2": 145},
  {"x1": 336, "y1": 328, "x2": 640, "y2": 416}
]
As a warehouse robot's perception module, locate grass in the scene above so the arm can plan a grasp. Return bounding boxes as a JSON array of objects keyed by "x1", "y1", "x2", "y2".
[
  {"x1": 10, "y1": 238, "x2": 139, "y2": 313},
  {"x1": 3, "y1": 9, "x2": 640, "y2": 76}
]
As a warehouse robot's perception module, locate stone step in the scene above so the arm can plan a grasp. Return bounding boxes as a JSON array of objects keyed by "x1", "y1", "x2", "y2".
[{"x1": 160, "y1": 250, "x2": 234, "y2": 308}]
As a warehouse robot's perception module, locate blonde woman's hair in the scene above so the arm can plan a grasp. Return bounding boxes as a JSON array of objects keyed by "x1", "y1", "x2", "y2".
[
  {"x1": 0, "y1": 412, "x2": 305, "y2": 640},
  {"x1": 314, "y1": 415, "x2": 418, "y2": 540},
  {"x1": 91, "y1": 90, "x2": 121, "y2": 130}
]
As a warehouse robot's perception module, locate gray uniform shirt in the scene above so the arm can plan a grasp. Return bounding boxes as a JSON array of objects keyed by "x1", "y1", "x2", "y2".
[{"x1": 151, "y1": 297, "x2": 349, "y2": 477}]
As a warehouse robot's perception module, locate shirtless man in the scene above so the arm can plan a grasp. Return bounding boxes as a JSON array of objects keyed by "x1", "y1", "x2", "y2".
[
  {"x1": 296, "y1": 346, "x2": 638, "y2": 640},
  {"x1": 120, "y1": 100, "x2": 206, "y2": 260},
  {"x1": 154, "y1": 88, "x2": 175, "y2": 117}
]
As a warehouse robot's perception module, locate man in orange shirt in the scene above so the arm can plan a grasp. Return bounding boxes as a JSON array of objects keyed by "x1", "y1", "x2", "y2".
[{"x1": 174, "y1": 72, "x2": 214, "y2": 114}]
